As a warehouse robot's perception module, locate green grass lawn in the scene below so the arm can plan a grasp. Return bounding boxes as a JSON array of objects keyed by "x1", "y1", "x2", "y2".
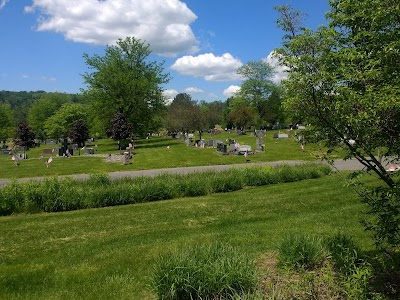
[
  {"x1": 0, "y1": 174, "x2": 372, "y2": 300},
  {"x1": 0, "y1": 130, "x2": 338, "y2": 179}
]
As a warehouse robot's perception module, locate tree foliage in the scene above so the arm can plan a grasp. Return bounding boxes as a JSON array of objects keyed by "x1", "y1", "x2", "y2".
[
  {"x1": 164, "y1": 93, "x2": 202, "y2": 133},
  {"x1": 69, "y1": 119, "x2": 90, "y2": 148},
  {"x1": 0, "y1": 103, "x2": 15, "y2": 140},
  {"x1": 44, "y1": 103, "x2": 88, "y2": 140},
  {"x1": 82, "y1": 37, "x2": 170, "y2": 137},
  {"x1": 15, "y1": 122, "x2": 35, "y2": 149},
  {"x1": 28, "y1": 92, "x2": 73, "y2": 140},
  {"x1": 226, "y1": 97, "x2": 258, "y2": 130},
  {"x1": 199, "y1": 101, "x2": 225, "y2": 130},
  {"x1": 0, "y1": 91, "x2": 46, "y2": 124},
  {"x1": 237, "y1": 60, "x2": 283, "y2": 126},
  {"x1": 108, "y1": 112, "x2": 132, "y2": 144},
  {"x1": 275, "y1": 1, "x2": 400, "y2": 249}
]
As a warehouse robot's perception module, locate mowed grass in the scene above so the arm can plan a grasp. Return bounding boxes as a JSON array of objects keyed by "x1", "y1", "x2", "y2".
[
  {"x1": 0, "y1": 174, "x2": 372, "y2": 300},
  {"x1": 0, "y1": 131, "x2": 334, "y2": 179}
]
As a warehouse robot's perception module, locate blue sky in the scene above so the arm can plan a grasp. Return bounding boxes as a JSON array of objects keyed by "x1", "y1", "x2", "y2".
[{"x1": 0, "y1": 0, "x2": 330, "y2": 102}]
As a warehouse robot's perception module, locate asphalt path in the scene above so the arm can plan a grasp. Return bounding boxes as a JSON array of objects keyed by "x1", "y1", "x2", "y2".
[{"x1": 0, "y1": 159, "x2": 366, "y2": 187}]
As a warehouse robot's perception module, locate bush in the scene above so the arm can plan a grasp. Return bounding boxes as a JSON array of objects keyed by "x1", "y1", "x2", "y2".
[
  {"x1": 152, "y1": 242, "x2": 257, "y2": 300},
  {"x1": 277, "y1": 233, "x2": 327, "y2": 271}
]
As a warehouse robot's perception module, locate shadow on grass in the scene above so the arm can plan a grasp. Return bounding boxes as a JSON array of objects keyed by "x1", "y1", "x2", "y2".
[
  {"x1": 365, "y1": 250, "x2": 400, "y2": 299},
  {"x1": 134, "y1": 138, "x2": 180, "y2": 149}
]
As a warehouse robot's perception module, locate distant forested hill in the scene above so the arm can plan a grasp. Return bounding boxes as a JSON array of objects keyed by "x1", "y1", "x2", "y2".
[{"x1": 0, "y1": 91, "x2": 82, "y2": 123}]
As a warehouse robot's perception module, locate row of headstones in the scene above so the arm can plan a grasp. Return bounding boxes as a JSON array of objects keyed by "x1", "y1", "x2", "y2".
[{"x1": 42, "y1": 147, "x2": 95, "y2": 156}]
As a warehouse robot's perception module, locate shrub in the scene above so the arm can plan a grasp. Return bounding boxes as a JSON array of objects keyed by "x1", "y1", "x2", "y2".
[
  {"x1": 152, "y1": 242, "x2": 257, "y2": 300},
  {"x1": 277, "y1": 233, "x2": 327, "y2": 271},
  {"x1": 324, "y1": 233, "x2": 363, "y2": 275}
]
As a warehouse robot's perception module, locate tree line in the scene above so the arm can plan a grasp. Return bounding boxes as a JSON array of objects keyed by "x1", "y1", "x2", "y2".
[{"x1": 0, "y1": 37, "x2": 285, "y2": 145}]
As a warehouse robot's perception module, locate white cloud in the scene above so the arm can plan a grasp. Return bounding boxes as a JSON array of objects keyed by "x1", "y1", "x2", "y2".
[
  {"x1": 24, "y1": 0, "x2": 199, "y2": 57},
  {"x1": 21, "y1": 74, "x2": 29, "y2": 79},
  {"x1": 263, "y1": 51, "x2": 288, "y2": 84},
  {"x1": 162, "y1": 89, "x2": 178, "y2": 103},
  {"x1": 41, "y1": 76, "x2": 56, "y2": 82},
  {"x1": 171, "y1": 53, "x2": 243, "y2": 81},
  {"x1": 223, "y1": 85, "x2": 240, "y2": 97},
  {"x1": 0, "y1": 0, "x2": 9, "y2": 10},
  {"x1": 184, "y1": 87, "x2": 203, "y2": 94}
]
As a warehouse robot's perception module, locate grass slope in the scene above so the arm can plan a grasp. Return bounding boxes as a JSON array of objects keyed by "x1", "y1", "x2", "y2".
[{"x1": 0, "y1": 174, "x2": 371, "y2": 300}]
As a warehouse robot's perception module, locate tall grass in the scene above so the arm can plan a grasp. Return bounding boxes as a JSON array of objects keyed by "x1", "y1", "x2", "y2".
[
  {"x1": 151, "y1": 242, "x2": 258, "y2": 300},
  {"x1": 0, "y1": 163, "x2": 331, "y2": 215},
  {"x1": 275, "y1": 233, "x2": 374, "y2": 299},
  {"x1": 277, "y1": 233, "x2": 327, "y2": 271}
]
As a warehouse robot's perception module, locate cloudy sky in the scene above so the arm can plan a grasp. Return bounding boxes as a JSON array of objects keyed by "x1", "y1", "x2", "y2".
[{"x1": 0, "y1": 0, "x2": 329, "y2": 101}]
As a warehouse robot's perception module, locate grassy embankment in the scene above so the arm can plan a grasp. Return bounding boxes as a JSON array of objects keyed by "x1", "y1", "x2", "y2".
[{"x1": 0, "y1": 173, "x2": 371, "y2": 299}]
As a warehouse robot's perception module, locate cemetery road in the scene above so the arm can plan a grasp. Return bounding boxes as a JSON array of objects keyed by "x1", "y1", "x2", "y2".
[{"x1": 0, "y1": 159, "x2": 367, "y2": 187}]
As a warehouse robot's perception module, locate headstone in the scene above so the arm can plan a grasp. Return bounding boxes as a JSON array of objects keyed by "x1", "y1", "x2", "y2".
[
  {"x1": 237, "y1": 145, "x2": 252, "y2": 155},
  {"x1": 46, "y1": 139, "x2": 56, "y2": 145},
  {"x1": 229, "y1": 144, "x2": 236, "y2": 152},
  {"x1": 297, "y1": 125, "x2": 306, "y2": 130},
  {"x1": 273, "y1": 133, "x2": 289, "y2": 139},
  {"x1": 123, "y1": 151, "x2": 130, "y2": 165},
  {"x1": 216, "y1": 142, "x2": 227, "y2": 154},
  {"x1": 208, "y1": 140, "x2": 214, "y2": 147},
  {"x1": 256, "y1": 138, "x2": 265, "y2": 151},
  {"x1": 256, "y1": 130, "x2": 265, "y2": 137},
  {"x1": 85, "y1": 148, "x2": 95, "y2": 155},
  {"x1": 185, "y1": 139, "x2": 191, "y2": 146}
]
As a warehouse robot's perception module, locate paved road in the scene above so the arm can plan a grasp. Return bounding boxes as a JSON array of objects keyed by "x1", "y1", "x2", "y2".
[{"x1": 0, "y1": 159, "x2": 366, "y2": 187}]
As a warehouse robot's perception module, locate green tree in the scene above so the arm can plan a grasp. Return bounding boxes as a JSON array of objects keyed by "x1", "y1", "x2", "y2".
[
  {"x1": 275, "y1": 1, "x2": 400, "y2": 249},
  {"x1": 0, "y1": 103, "x2": 15, "y2": 140},
  {"x1": 82, "y1": 37, "x2": 170, "y2": 137},
  {"x1": 226, "y1": 97, "x2": 257, "y2": 130},
  {"x1": 237, "y1": 60, "x2": 283, "y2": 126},
  {"x1": 199, "y1": 100, "x2": 225, "y2": 130},
  {"x1": 44, "y1": 103, "x2": 89, "y2": 140},
  {"x1": 164, "y1": 93, "x2": 202, "y2": 134},
  {"x1": 27, "y1": 92, "x2": 72, "y2": 140}
]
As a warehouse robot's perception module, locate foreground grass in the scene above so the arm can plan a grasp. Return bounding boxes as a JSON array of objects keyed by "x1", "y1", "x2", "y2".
[
  {"x1": 0, "y1": 174, "x2": 372, "y2": 300},
  {"x1": 0, "y1": 131, "x2": 335, "y2": 179}
]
